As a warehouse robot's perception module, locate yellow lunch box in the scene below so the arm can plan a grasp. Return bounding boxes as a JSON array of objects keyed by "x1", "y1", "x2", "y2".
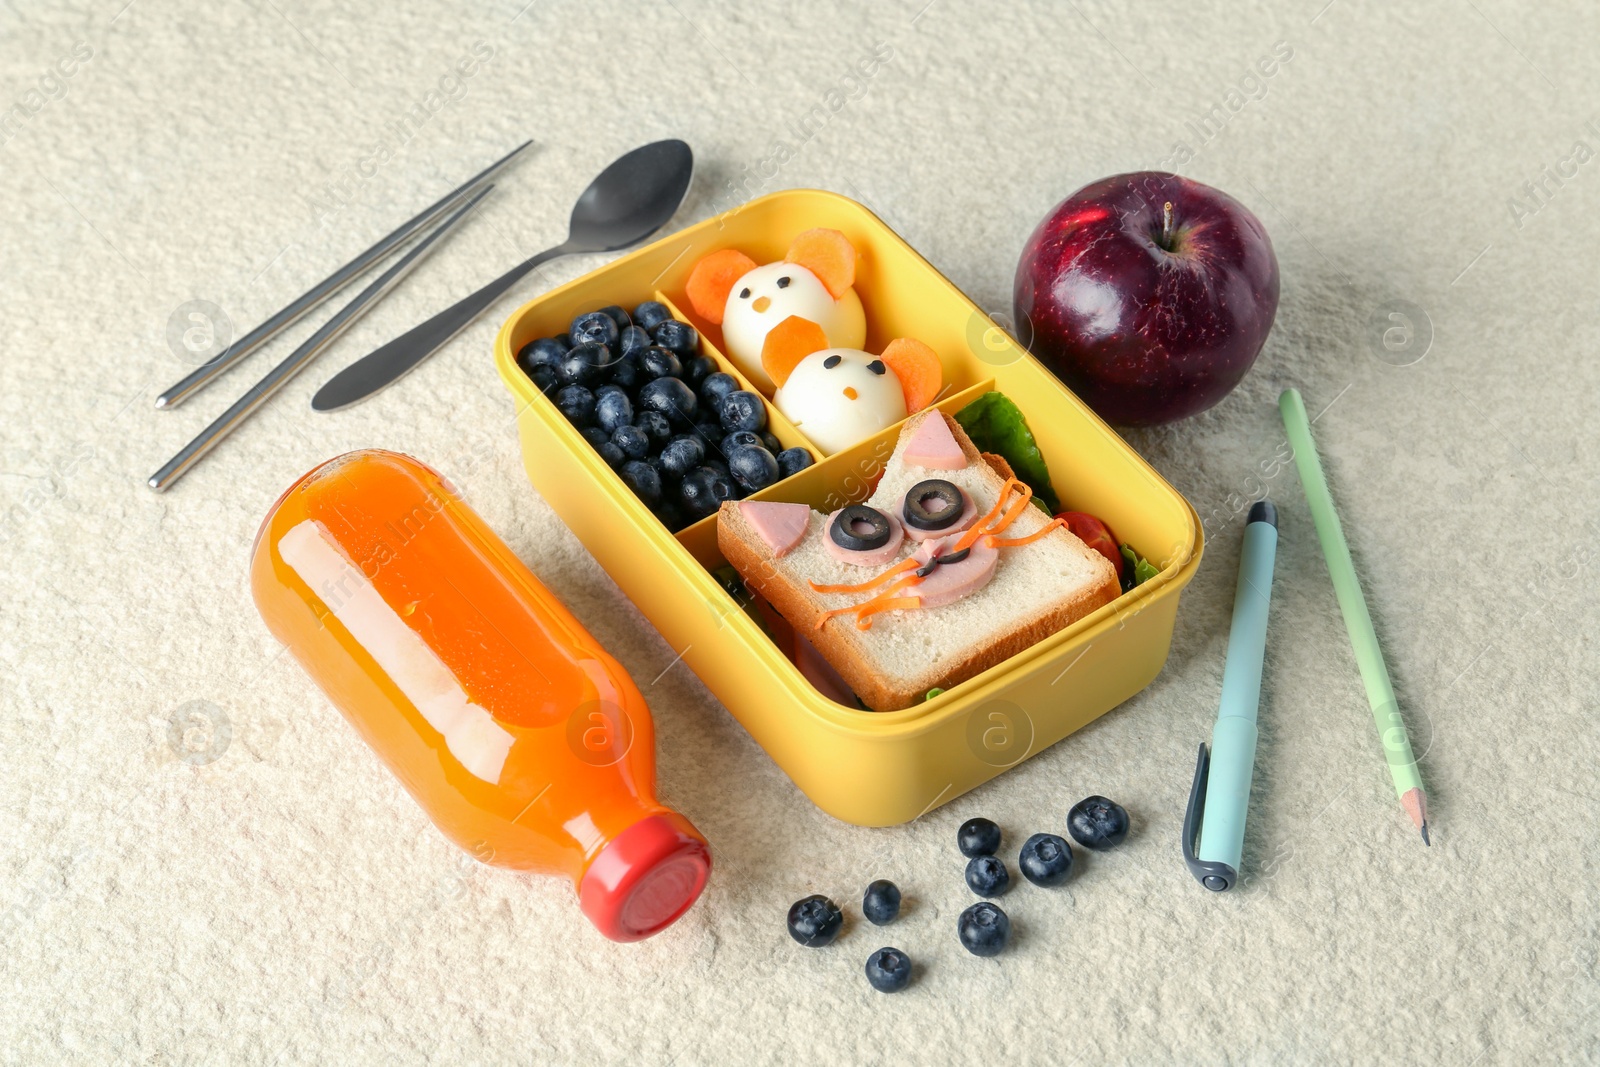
[{"x1": 493, "y1": 189, "x2": 1203, "y2": 827}]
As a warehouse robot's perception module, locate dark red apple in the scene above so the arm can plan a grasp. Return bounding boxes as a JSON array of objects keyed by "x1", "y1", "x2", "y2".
[{"x1": 1013, "y1": 173, "x2": 1279, "y2": 427}]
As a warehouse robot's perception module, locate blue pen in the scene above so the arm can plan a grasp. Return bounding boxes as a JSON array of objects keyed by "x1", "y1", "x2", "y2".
[{"x1": 1182, "y1": 499, "x2": 1278, "y2": 891}]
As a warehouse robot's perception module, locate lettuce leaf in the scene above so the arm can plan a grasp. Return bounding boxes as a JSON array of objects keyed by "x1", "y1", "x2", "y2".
[
  {"x1": 954, "y1": 392, "x2": 1059, "y2": 514},
  {"x1": 1118, "y1": 544, "x2": 1160, "y2": 592}
]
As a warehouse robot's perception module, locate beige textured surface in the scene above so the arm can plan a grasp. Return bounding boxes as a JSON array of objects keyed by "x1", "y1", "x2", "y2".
[{"x1": 2, "y1": 1, "x2": 1597, "y2": 1063}]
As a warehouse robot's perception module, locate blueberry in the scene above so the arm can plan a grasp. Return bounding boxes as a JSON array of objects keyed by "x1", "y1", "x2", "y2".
[
  {"x1": 693, "y1": 419, "x2": 726, "y2": 447},
  {"x1": 957, "y1": 902, "x2": 1010, "y2": 957},
  {"x1": 722, "y1": 430, "x2": 763, "y2": 452},
  {"x1": 957, "y1": 818, "x2": 1002, "y2": 858},
  {"x1": 964, "y1": 855, "x2": 1010, "y2": 898},
  {"x1": 525, "y1": 363, "x2": 558, "y2": 395},
  {"x1": 1018, "y1": 832, "x2": 1074, "y2": 887},
  {"x1": 659, "y1": 435, "x2": 706, "y2": 478},
  {"x1": 786, "y1": 894, "x2": 843, "y2": 947},
  {"x1": 864, "y1": 947, "x2": 912, "y2": 993},
  {"x1": 517, "y1": 336, "x2": 568, "y2": 373},
  {"x1": 776, "y1": 447, "x2": 814, "y2": 478},
  {"x1": 1067, "y1": 796, "x2": 1129, "y2": 850},
  {"x1": 594, "y1": 389, "x2": 634, "y2": 434},
  {"x1": 633, "y1": 410, "x2": 673, "y2": 448},
  {"x1": 640, "y1": 345, "x2": 683, "y2": 381},
  {"x1": 760, "y1": 431, "x2": 782, "y2": 453},
  {"x1": 597, "y1": 442, "x2": 625, "y2": 468},
  {"x1": 719, "y1": 391, "x2": 767, "y2": 434},
  {"x1": 638, "y1": 377, "x2": 698, "y2": 420},
  {"x1": 618, "y1": 460, "x2": 661, "y2": 508},
  {"x1": 699, "y1": 372, "x2": 740, "y2": 411},
  {"x1": 726, "y1": 444, "x2": 778, "y2": 494},
  {"x1": 862, "y1": 880, "x2": 901, "y2": 926},
  {"x1": 607, "y1": 353, "x2": 641, "y2": 392},
  {"x1": 570, "y1": 311, "x2": 619, "y2": 351},
  {"x1": 580, "y1": 426, "x2": 611, "y2": 451},
  {"x1": 617, "y1": 324, "x2": 653, "y2": 360},
  {"x1": 653, "y1": 497, "x2": 687, "y2": 532},
  {"x1": 680, "y1": 465, "x2": 737, "y2": 520},
  {"x1": 557, "y1": 343, "x2": 609, "y2": 388},
  {"x1": 632, "y1": 300, "x2": 672, "y2": 332},
  {"x1": 596, "y1": 304, "x2": 630, "y2": 330},
  {"x1": 651, "y1": 319, "x2": 698, "y2": 357},
  {"x1": 554, "y1": 385, "x2": 595, "y2": 426},
  {"x1": 611, "y1": 424, "x2": 650, "y2": 460},
  {"x1": 682, "y1": 355, "x2": 717, "y2": 390}
]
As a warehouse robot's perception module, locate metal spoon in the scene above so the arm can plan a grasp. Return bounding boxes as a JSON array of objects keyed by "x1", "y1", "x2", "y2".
[{"x1": 311, "y1": 139, "x2": 694, "y2": 411}]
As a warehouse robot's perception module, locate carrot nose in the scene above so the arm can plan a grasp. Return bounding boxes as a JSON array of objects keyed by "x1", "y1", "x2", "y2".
[
  {"x1": 752, "y1": 296, "x2": 771, "y2": 313},
  {"x1": 843, "y1": 386, "x2": 859, "y2": 400}
]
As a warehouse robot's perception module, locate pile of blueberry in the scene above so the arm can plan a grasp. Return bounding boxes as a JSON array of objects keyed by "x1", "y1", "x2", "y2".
[
  {"x1": 516, "y1": 301, "x2": 815, "y2": 531},
  {"x1": 784, "y1": 795, "x2": 1129, "y2": 991}
]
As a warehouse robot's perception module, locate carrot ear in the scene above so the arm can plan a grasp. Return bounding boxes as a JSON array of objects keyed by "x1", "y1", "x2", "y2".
[
  {"x1": 685, "y1": 248, "x2": 757, "y2": 325},
  {"x1": 784, "y1": 229, "x2": 856, "y2": 299},
  {"x1": 761, "y1": 315, "x2": 830, "y2": 388},
  {"x1": 880, "y1": 338, "x2": 942, "y2": 413}
]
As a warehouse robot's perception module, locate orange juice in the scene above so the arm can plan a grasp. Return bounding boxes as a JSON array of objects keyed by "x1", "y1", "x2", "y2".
[{"x1": 250, "y1": 449, "x2": 709, "y2": 942}]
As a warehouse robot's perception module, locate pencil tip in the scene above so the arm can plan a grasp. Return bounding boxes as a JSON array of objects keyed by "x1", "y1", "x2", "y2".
[{"x1": 1420, "y1": 821, "x2": 1430, "y2": 847}]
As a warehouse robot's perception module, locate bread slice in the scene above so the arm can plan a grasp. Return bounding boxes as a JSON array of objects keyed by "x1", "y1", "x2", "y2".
[{"x1": 717, "y1": 409, "x2": 1120, "y2": 711}]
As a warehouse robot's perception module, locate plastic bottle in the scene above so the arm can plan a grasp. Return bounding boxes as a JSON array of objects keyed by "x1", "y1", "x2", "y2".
[{"x1": 250, "y1": 449, "x2": 710, "y2": 942}]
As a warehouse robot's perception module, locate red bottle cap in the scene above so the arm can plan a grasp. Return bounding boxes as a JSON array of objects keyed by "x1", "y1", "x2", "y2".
[{"x1": 579, "y1": 812, "x2": 711, "y2": 942}]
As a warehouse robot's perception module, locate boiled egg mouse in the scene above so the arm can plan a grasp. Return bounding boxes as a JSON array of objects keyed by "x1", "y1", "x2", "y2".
[
  {"x1": 686, "y1": 229, "x2": 866, "y2": 393},
  {"x1": 759, "y1": 317, "x2": 943, "y2": 455}
]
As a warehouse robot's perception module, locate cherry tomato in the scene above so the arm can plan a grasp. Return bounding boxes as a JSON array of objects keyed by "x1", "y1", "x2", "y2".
[{"x1": 1056, "y1": 511, "x2": 1123, "y2": 579}]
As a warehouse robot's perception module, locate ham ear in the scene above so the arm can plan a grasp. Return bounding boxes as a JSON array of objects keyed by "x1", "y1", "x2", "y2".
[{"x1": 760, "y1": 315, "x2": 830, "y2": 388}]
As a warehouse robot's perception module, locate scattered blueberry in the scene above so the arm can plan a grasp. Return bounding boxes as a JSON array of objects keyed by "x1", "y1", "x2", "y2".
[
  {"x1": 776, "y1": 447, "x2": 815, "y2": 479},
  {"x1": 633, "y1": 410, "x2": 673, "y2": 448},
  {"x1": 694, "y1": 419, "x2": 726, "y2": 447},
  {"x1": 1067, "y1": 795, "x2": 1130, "y2": 851},
  {"x1": 651, "y1": 319, "x2": 698, "y2": 357},
  {"x1": 680, "y1": 465, "x2": 737, "y2": 519},
  {"x1": 633, "y1": 300, "x2": 672, "y2": 332},
  {"x1": 640, "y1": 345, "x2": 683, "y2": 380},
  {"x1": 659, "y1": 435, "x2": 706, "y2": 478},
  {"x1": 596, "y1": 304, "x2": 630, "y2": 330},
  {"x1": 1018, "y1": 833, "x2": 1074, "y2": 887},
  {"x1": 580, "y1": 425, "x2": 611, "y2": 451},
  {"x1": 517, "y1": 336, "x2": 568, "y2": 372},
  {"x1": 760, "y1": 431, "x2": 783, "y2": 453},
  {"x1": 557, "y1": 343, "x2": 609, "y2": 388},
  {"x1": 594, "y1": 388, "x2": 634, "y2": 434},
  {"x1": 719, "y1": 391, "x2": 767, "y2": 434},
  {"x1": 618, "y1": 460, "x2": 661, "y2": 508},
  {"x1": 957, "y1": 902, "x2": 1010, "y2": 957},
  {"x1": 699, "y1": 372, "x2": 740, "y2": 411},
  {"x1": 554, "y1": 385, "x2": 595, "y2": 426},
  {"x1": 525, "y1": 363, "x2": 557, "y2": 394},
  {"x1": 862, "y1": 880, "x2": 901, "y2": 926},
  {"x1": 611, "y1": 424, "x2": 650, "y2": 460},
  {"x1": 957, "y1": 818, "x2": 1002, "y2": 858},
  {"x1": 570, "y1": 310, "x2": 619, "y2": 350},
  {"x1": 638, "y1": 377, "x2": 698, "y2": 420},
  {"x1": 682, "y1": 355, "x2": 717, "y2": 390},
  {"x1": 787, "y1": 894, "x2": 843, "y2": 947},
  {"x1": 864, "y1": 947, "x2": 912, "y2": 993},
  {"x1": 618, "y1": 325, "x2": 653, "y2": 360},
  {"x1": 722, "y1": 430, "x2": 763, "y2": 452},
  {"x1": 653, "y1": 497, "x2": 686, "y2": 530},
  {"x1": 964, "y1": 855, "x2": 1010, "y2": 898},
  {"x1": 597, "y1": 442, "x2": 625, "y2": 468},
  {"x1": 727, "y1": 444, "x2": 779, "y2": 493}
]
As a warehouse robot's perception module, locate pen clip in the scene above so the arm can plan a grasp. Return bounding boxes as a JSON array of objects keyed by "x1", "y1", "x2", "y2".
[{"x1": 1182, "y1": 742, "x2": 1236, "y2": 892}]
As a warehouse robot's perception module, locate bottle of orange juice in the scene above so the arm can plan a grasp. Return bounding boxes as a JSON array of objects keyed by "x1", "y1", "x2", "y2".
[{"x1": 250, "y1": 449, "x2": 710, "y2": 942}]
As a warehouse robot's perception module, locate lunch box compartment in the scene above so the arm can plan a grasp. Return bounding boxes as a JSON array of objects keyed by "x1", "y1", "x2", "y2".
[{"x1": 495, "y1": 189, "x2": 1202, "y2": 826}]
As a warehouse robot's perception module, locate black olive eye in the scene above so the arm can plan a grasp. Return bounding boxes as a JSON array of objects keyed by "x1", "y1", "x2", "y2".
[
  {"x1": 903, "y1": 479, "x2": 966, "y2": 531},
  {"x1": 830, "y1": 505, "x2": 892, "y2": 551},
  {"x1": 867, "y1": 360, "x2": 886, "y2": 375},
  {"x1": 739, "y1": 287, "x2": 751, "y2": 299},
  {"x1": 776, "y1": 276, "x2": 792, "y2": 288},
  {"x1": 823, "y1": 355, "x2": 842, "y2": 369}
]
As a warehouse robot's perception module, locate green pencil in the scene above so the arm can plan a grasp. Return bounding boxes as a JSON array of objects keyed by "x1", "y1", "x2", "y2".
[{"x1": 1280, "y1": 388, "x2": 1429, "y2": 845}]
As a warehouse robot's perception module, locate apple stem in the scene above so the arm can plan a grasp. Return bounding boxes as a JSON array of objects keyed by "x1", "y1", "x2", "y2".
[{"x1": 1161, "y1": 202, "x2": 1175, "y2": 249}]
